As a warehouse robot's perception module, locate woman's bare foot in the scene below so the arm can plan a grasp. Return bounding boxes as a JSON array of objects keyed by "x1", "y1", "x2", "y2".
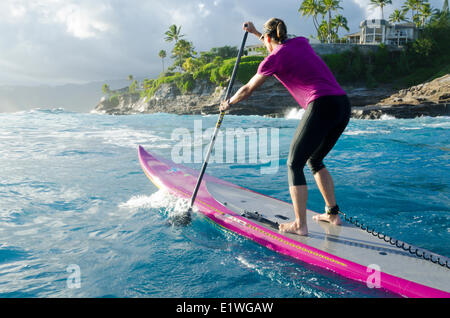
[
  {"x1": 279, "y1": 221, "x2": 308, "y2": 236},
  {"x1": 312, "y1": 213, "x2": 342, "y2": 225}
]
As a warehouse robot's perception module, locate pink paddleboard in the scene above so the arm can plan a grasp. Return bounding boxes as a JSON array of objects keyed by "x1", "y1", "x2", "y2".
[{"x1": 138, "y1": 145, "x2": 450, "y2": 298}]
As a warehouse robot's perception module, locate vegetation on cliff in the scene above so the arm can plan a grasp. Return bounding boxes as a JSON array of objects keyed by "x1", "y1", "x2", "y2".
[{"x1": 139, "y1": 46, "x2": 264, "y2": 100}]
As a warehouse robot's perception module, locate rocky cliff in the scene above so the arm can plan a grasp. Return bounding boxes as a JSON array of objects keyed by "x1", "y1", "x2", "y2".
[
  {"x1": 93, "y1": 75, "x2": 450, "y2": 119},
  {"x1": 351, "y1": 74, "x2": 450, "y2": 119},
  {"x1": 94, "y1": 78, "x2": 302, "y2": 117}
]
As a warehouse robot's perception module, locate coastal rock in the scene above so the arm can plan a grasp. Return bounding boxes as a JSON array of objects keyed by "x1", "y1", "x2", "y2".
[
  {"x1": 344, "y1": 86, "x2": 396, "y2": 107},
  {"x1": 93, "y1": 74, "x2": 450, "y2": 119},
  {"x1": 351, "y1": 74, "x2": 450, "y2": 119},
  {"x1": 378, "y1": 74, "x2": 450, "y2": 106},
  {"x1": 94, "y1": 78, "x2": 299, "y2": 117},
  {"x1": 351, "y1": 103, "x2": 449, "y2": 119}
]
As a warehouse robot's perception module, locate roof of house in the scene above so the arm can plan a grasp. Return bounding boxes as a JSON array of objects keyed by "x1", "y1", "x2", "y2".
[{"x1": 344, "y1": 31, "x2": 361, "y2": 38}]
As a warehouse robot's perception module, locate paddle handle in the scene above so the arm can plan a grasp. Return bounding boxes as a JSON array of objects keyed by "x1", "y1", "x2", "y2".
[{"x1": 189, "y1": 28, "x2": 248, "y2": 208}]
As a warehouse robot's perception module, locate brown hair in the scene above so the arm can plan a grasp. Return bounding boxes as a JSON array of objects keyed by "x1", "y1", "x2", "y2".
[{"x1": 263, "y1": 18, "x2": 288, "y2": 43}]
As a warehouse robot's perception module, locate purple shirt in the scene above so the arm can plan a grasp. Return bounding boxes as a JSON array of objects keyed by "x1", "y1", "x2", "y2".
[{"x1": 257, "y1": 37, "x2": 346, "y2": 109}]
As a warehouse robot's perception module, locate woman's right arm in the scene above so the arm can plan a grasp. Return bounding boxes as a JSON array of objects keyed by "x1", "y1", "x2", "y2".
[
  {"x1": 219, "y1": 74, "x2": 268, "y2": 111},
  {"x1": 244, "y1": 22, "x2": 263, "y2": 42}
]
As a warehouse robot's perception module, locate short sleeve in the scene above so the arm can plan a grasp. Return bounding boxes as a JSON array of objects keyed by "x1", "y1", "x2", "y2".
[{"x1": 257, "y1": 53, "x2": 278, "y2": 77}]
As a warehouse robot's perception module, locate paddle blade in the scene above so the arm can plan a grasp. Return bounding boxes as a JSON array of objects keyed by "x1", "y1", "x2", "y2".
[{"x1": 168, "y1": 207, "x2": 192, "y2": 226}]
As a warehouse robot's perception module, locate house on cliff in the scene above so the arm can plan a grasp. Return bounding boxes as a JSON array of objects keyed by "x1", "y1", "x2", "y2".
[{"x1": 345, "y1": 19, "x2": 419, "y2": 46}]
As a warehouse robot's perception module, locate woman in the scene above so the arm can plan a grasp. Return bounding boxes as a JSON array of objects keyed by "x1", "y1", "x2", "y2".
[{"x1": 220, "y1": 18, "x2": 351, "y2": 236}]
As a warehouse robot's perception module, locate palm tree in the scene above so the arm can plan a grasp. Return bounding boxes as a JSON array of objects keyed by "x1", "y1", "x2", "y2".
[
  {"x1": 165, "y1": 25, "x2": 185, "y2": 71},
  {"x1": 164, "y1": 24, "x2": 184, "y2": 44},
  {"x1": 158, "y1": 50, "x2": 167, "y2": 73},
  {"x1": 102, "y1": 84, "x2": 110, "y2": 95},
  {"x1": 389, "y1": 9, "x2": 408, "y2": 45},
  {"x1": 419, "y1": 2, "x2": 432, "y2": 26},
  {"x1": 369, "y1": 0, "x2": 393, "y2": 20},
  {"x1": 389, "y1": 9, "x2": 407, "y2": 23},
  {"x1": 172, "y1": 39, "x2": 195, "y2": 71},
  {"x1": 317, "y1": 20, "x2": 329, "y2": 43},
  {"x1": 322, "y1": 0, "x2": 343, "y2": 43},
  {"x1": 299, "y1": 0, "x2": 325, "y2": 40},
  {"x1": 429, "y1": 0, "x2": 449, "y2": 25},
  {"x1": 331, "y1": 14, "x2": 349, "y2": 40},
  {"x1": 443, "y1": 0, "x2": 449, "y2": 14},
  {"x1": 402, "y1": 0, "x2": 423, "y2": 22}
]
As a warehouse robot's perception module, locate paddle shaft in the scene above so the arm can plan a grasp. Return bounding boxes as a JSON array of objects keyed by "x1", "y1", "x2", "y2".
[{"x1": 189, "y1": 29, "x2": 249, "y2": 208}]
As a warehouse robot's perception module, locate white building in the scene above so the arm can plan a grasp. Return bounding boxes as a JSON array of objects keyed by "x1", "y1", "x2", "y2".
[{"x1": 346, "y1": 19, "x2": 419, "y2": 46}]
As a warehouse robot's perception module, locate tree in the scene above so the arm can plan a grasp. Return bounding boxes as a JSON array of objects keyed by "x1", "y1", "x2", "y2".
[
  {"x1": 317, "y1": 20, "x2": 329, "y2": 43},
  {"x1": 102, "y1": 84, "x2": 110, "y2": 95},
  {"x1": 165, "y1": 24, "x2": 187, "y2": 71},
  {"x1": 129, "y1": 80, "x2": 138, "y2": 93},
  {"x1": 332, "y1": 14, "x2": 349, "y2": 38},
  {"x1": 299, "y1": 0, "x2": 346, "y2": 43},
  {"x1": 171, "y1": 39, "x2": 196, "y2": 71},
  {"x1": 430, "y1": 0, "x2": 450, "y2": 25},
  {"x1": 182, "y1": 57, "x2": 202, "y2": 73},
  {"x1": 210, "y1": 46, "x2": 239, "y2": 59},
  {"x1": 322, "y1": 0, "x2": 343, "y2": 43},
  {"x1": 299, "y1": 0, "x2": 325, "y2": 40},
  {"x1": 164, "y1": 24, "x2": 184, "y2": 44},
  {"x1": 369, "y1": 0, "x2": 393, "y2": 20},
  {"x1": 418, "y1": 2, "x2": 432, "y2": 27},
  {"x1": 159, "y1": 50, "x2": 167, "y2": 73},
  {"x1": 389, "y1": 9, "x2": 407, "y2": 23},
  {"x1": 389, "y1": 9, "x2": 408, "y2": 46},
  {"x1": 402, "y1": 0, "x2": 425, "y2": 26},
  {"x1": 127, "y1": 74, "x2": 133, "y2": 81},
  {"x1": 429, "y1": 0, "x2": 445, "y2": 21}
]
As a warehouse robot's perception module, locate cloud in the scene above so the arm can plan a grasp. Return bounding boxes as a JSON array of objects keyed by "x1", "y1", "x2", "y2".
[
  {"x1": 0, "y1": 0, "x2": 442, "y2": 86},
  {"x1": 1, "y1": 0, "x2": 112, "y2": 38},
  {"x1": 52, "y1": 2, "x2": 112, "y2": 39}
]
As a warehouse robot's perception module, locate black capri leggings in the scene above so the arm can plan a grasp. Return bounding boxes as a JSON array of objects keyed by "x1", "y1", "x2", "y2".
[{"x1": 287, "y1": 94, "x2": 351, "y2": 186}]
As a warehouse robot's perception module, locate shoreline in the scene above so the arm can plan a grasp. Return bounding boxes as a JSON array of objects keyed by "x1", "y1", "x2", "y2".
[{"x1": 92, "y1": 75, "x2": 450, "y2": 119}]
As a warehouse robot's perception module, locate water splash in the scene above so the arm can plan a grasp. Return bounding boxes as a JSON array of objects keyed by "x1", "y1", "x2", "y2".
[
  {"x1": 119, "y1": 189, "x2": 197, "y2": 225},
  {"x1": 379, "y1": 114, "x2": 396, "y2": 120},
  {"x1": 284, "y1": 108, "x2": 305, "y2": 120}
]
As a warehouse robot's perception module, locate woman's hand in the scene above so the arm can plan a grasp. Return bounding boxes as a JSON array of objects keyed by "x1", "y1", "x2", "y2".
[
  {"x1": 219, "y1": 99, "x2": 231, "y2": 112},
  {"x1": 243, "y1": 22, "x2": 258, "y2": 35}
]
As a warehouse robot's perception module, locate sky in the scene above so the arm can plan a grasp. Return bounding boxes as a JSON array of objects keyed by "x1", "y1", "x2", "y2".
[{"x1": 0, "y1": 0, "x2": 445, "y2": 86}]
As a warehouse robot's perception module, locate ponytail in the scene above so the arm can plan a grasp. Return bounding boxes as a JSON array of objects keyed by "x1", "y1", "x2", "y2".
[{"x1": 263, "y1": 18, "x2": 288, "y2": 43}]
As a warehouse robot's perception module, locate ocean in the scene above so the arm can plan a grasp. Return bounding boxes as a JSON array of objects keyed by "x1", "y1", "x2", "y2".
[{"x1": 0, "y1": 108, "x2": 448, "y2": 298}]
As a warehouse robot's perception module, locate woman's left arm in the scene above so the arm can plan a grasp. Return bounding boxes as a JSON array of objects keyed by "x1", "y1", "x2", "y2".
[{"x1": 220, "y1": 73, "x2": 268, "y2": 111}]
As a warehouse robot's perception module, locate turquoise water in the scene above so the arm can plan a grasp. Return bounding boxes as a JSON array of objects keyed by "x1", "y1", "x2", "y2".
[{"x1": 0, "y1": 109, "x2": 448, "y2": 298}]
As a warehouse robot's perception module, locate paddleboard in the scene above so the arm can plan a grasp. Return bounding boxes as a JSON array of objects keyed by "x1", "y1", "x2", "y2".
[{"x1": 138, "y1": 145, "x2": 450, "y2": 298}]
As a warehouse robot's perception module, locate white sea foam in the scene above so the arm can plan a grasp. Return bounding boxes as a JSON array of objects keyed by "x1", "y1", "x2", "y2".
[
  {"x1": 400, "y1": 127, "x2": 421, "y2": 130},
  {"x1": 284, "y1": 108, "x2": 305, "y2": 120},
  {"x1": 60, "y1": 128, "x2": 173, "y2": 149},
  {"x1": 236, "y1": 256, "x2": 259, "y2": 271},
  {"x1": 98, "y1": 128, "x2": 172, "y2": 149},
  {"x1": 344, "y1": 129, "x2": 391, "y2": 136},
  {"x1": 423, "y1": 122, "x2": 450, "y2": 128},
  {"x1": 119, "y1": 189, "x2": 197, "y2": 220},
  {"x1": 379, "y1": 114, "x2": 396, "y2": 120}
]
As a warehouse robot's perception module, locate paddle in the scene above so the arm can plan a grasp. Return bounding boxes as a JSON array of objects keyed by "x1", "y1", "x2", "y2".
[{"x1": 183, "y1": 25, "x2": 249, "y2": 224}]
